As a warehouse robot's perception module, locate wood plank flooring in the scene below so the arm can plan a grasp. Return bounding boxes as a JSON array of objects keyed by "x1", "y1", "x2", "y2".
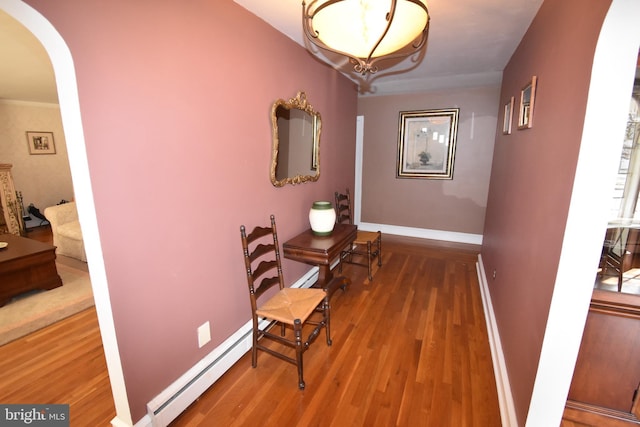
[
  {"x1": 170, "y1": 235, "x2": 502, "y2": 427},
  {"x1": 0, "y1": 225, "x2": 115, "y2": 426},
  {"x1": 0, "y1": 307, "x2": 116, "y2": 426},
  {"x1": 0, "y1": 230, "x2": 585, "y2": 426}
]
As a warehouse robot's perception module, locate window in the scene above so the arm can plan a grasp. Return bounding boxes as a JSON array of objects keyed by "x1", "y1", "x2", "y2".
[{"x1": 609, "y1": 82, "x2": 640, "y2": 220}]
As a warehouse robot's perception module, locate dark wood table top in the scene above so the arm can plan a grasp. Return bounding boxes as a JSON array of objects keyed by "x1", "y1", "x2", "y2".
[
  {"x1": 282, "y1": 223, "x2": 357, "y2": 266},
  {"x1": 0, "y1": 233, "x2": 56, "y2": 262}
]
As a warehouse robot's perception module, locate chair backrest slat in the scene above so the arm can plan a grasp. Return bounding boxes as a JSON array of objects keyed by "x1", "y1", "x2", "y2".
[
  {"x1": 253, "y1": 259, "x2": 277, "y2": 282},
  {"x1": 254, "y1": 276, "x2": 281, "y2": 299},
  {"x1": 245, "y1": 225, "x2": 273, "y2": 243},
  {"x1": 250, "y1": 243, "x2": 276, "y2": 263}
]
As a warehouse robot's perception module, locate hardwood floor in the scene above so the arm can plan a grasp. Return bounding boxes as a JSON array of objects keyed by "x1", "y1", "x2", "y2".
[
  {"x1": 595, "y1": 267, "x2": 640, "y2": 295},
  {"x1": 170, "y1": 235, "x2": 503, "y2": 427},
  {"x1": 0, "y1": 307, "x2": 116, "y2": 425},
  {"x1": 0, "y1": 230, "x2": 585, "y2": 426},
  {"x1": 0, "y1": 225, "x2": 115, "y2": 425},
  {"x1": 24, "y1": 223, "x2": 54, "y2": 244}
]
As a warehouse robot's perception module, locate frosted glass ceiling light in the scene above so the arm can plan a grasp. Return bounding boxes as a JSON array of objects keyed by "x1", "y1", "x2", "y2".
[{"x1": 302, "y1": 0, "x2": 430, "y2": 75}]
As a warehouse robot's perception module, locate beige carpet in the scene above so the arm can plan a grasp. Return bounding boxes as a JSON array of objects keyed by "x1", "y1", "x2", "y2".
[{"x1": 0, "y1": 262, "x2": 94, "y2": 346}]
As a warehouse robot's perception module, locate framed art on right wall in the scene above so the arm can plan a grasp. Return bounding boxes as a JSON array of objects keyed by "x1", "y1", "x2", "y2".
[
  {"x1": 503, "y1": 96, "x2": 514, "y2": 134},
  {"x1": 518, "y1": 76, "x2": 537, "y2": 129}
]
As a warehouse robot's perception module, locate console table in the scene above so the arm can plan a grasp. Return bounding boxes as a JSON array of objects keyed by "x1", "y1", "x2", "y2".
[{"x1": 283, "y1": 223, "x2": 357, "y2": 297}]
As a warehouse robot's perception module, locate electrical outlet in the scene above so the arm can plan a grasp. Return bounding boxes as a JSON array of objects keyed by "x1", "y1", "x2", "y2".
[
  {"x1": 492, "y1": 269, "x2": 497, "y2": 279},
  {"x1": 197, "y1": 321, "x2": 211, "y2": 348}
]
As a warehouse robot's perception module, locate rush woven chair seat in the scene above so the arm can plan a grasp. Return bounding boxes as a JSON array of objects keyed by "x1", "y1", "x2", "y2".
[
  {"x1": 240, "y1": 214, "x2": 331, "y2": 390},
  {"x1": 335, "y1": 189, "x2": 382, "y2": 281}
]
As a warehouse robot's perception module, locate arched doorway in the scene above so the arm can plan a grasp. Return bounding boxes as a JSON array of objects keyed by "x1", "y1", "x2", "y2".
[
  {"x1": 564, "y1": 51, "x2": 640, "y2": 426},
  {"x1": 0, "y1": 1, "x2": 130, "y2": 425},
  {"x1": 528, "y1": 0, "x2": 640, "y2": 425}
]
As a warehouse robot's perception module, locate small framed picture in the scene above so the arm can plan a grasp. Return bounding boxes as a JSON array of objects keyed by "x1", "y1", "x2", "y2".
[
  {"x1": 26, "y1": 131, "x2": 56, "y2": 155},
  {"x1": 518, "y1": 76, "x2": 537, "y2": 130},
  {"x1": 503, "y1": 96, "x2": 514, "y2": 135}
]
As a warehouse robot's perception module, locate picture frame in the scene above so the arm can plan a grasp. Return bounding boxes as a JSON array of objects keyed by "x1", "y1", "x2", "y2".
[
  {"x1": 518, "y1": 76, "x2": 537, "y2": 129},
  {"x1": 503, "y1": 96, "x2": 514, "y2": 135},
  {"x1": 26, "y1": 131, "x2": 56, "y2": 155},
  {"x1": 397, "y1": 108, "x2": 459, "y2": 179}
]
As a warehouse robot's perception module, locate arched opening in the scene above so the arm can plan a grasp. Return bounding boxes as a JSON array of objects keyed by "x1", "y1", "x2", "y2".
[
  {"x1": 0, "y1": 1, "x2": 130, "y2": 425},
  {"x1": 527, "y1": 0, "x2": 640, "y2": 425}
]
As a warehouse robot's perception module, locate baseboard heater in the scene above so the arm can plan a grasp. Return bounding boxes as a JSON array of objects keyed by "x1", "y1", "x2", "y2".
[
  {"x1": 145, "y1": 323, "x2": 252, "y2": 426},
  {"x1": 144, "y1": 268, "x2": 319, "y2": 427}
]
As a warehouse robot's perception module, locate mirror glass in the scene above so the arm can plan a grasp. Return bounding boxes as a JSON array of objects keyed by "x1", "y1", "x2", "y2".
[{"x1": 270, "y1": 91, "x2": 321, "y2": 187}]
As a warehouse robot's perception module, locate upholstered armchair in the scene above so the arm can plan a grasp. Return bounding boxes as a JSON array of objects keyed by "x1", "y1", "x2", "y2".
[{"x1": 44, "y1": 202, "x2": 86, "y2": 262}]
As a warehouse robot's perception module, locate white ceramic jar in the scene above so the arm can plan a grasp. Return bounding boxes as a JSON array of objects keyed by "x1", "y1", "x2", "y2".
[{"x1": 309, "y1": 201, "x2": 336, "y2": 236}]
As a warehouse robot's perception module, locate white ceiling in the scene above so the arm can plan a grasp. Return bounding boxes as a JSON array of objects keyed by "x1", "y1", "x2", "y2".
[
  {"x1": 0, "y1": 1, "x2": 544, "y2": 103},
  {"x1": 0, "y1": 9, "x2": 58, "y2": 104},
  {"x1": 234, "y1": 0, "x2": 544, "y2": 95}
]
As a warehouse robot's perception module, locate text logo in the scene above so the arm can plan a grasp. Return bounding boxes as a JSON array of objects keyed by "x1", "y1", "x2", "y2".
[{"x1": 0, "y1": 405, "x2": 69, "y2": 426}]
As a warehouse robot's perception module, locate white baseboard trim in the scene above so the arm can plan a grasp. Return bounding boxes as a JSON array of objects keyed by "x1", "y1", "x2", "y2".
[
  {"x1": 111, "y1": 416, "x2": 133, "y2": 427},
  {"x1": 359, "y1": 222, "x2": 483, "y2": 245},
  {"x1": 140, "y1": 268, "x2": 320, "y2": 427},
  {"x1": 476, "y1": 254, "x2": 518, "y2": 427}
]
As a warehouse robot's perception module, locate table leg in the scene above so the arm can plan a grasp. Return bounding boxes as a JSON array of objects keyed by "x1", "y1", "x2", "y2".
[
  {"x1": 317, "y1": 264, "x2": 332, "y2": 288},
  {"x1": 324, "y1": 276, "x2": 351, "y2": 300},
  {"x1": 312, "y1": 264, "x2": 350, "y2": 300}
]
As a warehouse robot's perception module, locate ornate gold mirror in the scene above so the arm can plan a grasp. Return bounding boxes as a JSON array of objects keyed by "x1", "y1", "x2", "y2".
[{"x1": 270, "y1": 91, "x2": 321, "y2": 187}]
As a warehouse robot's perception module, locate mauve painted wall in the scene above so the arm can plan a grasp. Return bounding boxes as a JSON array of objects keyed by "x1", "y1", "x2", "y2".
[
  {"x1": 357, "y1": 87, "x2": 499, "y2": 234},
  {"x1": 25, "y1": 0, "x2": 357, "y2": 421},
  {"x1": 481, "y1": 0, "x2": 611, "y2": 422}
]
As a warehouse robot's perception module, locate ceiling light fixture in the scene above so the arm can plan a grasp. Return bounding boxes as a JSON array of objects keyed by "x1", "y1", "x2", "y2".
[{"x1": 302, "y1": 0, "x2": 430, "y2": 75}]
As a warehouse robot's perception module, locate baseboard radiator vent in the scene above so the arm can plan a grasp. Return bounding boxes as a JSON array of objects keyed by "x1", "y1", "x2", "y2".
[{"x1": 142, "y1": 268, "x2": 319, "y2": 427}]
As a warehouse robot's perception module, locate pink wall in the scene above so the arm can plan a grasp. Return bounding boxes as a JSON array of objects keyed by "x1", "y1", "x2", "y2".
[
  {"x1": 481, "y1": 0, "x2": 611, "y2": 422},
  {"x1": 357, "y1": 86, "x2": 499, "y2": 234},
  {"x1": 25, "y1": 0, "x2": 357, "y2": 421}
]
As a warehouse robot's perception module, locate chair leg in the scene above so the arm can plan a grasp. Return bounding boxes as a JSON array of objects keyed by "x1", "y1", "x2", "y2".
[
  {"x1": 251, "y1": 322, "x2": 258, "y2": 368},
  {"x1": 366, "y1": 241, "x2": 373, "y2": 281},
  {"x1": 324, "y1": 297, "x2": 332, "y2": 346},
  {"x1": 618, "y1": 269, "x2": 623, "y2": 292},
  {"x1": 293, "y1": 319, "x2": 305, "y2": 390},
  {"x1": 377, "y1": 235, "x2": 382, "y2": 267}
]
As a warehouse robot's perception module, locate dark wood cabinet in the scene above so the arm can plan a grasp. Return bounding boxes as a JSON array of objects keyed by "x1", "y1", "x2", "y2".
[{"x1": 564, "y1": 290, "x2": 640, "y2": 425}]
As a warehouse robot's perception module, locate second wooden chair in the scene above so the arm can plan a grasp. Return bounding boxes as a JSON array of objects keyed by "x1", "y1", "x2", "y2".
[{"x1": 334, "y1": 189, "x2": 382, "y2": 281}]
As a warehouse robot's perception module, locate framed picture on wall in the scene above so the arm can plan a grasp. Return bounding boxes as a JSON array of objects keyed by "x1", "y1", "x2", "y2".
[
  {"x1": 518, "y1": 76, "x2": 537, "y2": 129},
  {"x1": 396, "y1": 108, "x2": 459, "y2": 179},
  {"x1": 503, "y1": 96, "x2": 514, "y2": 135},
  {"x1": 26, "y1": 131, "x2": 56, "y2": 155}
]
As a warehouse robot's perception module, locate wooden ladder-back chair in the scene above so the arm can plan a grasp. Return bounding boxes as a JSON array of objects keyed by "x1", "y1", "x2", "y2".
[
  {"x1": 334, "y1": 189, "x2": 382, "y2": 281},
  {"x1": 601, "y1": 224, "x2": 640, "y2": 292},
  {"x1": 240, "y1": 214, "x2": 331, "y2": 390}
]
